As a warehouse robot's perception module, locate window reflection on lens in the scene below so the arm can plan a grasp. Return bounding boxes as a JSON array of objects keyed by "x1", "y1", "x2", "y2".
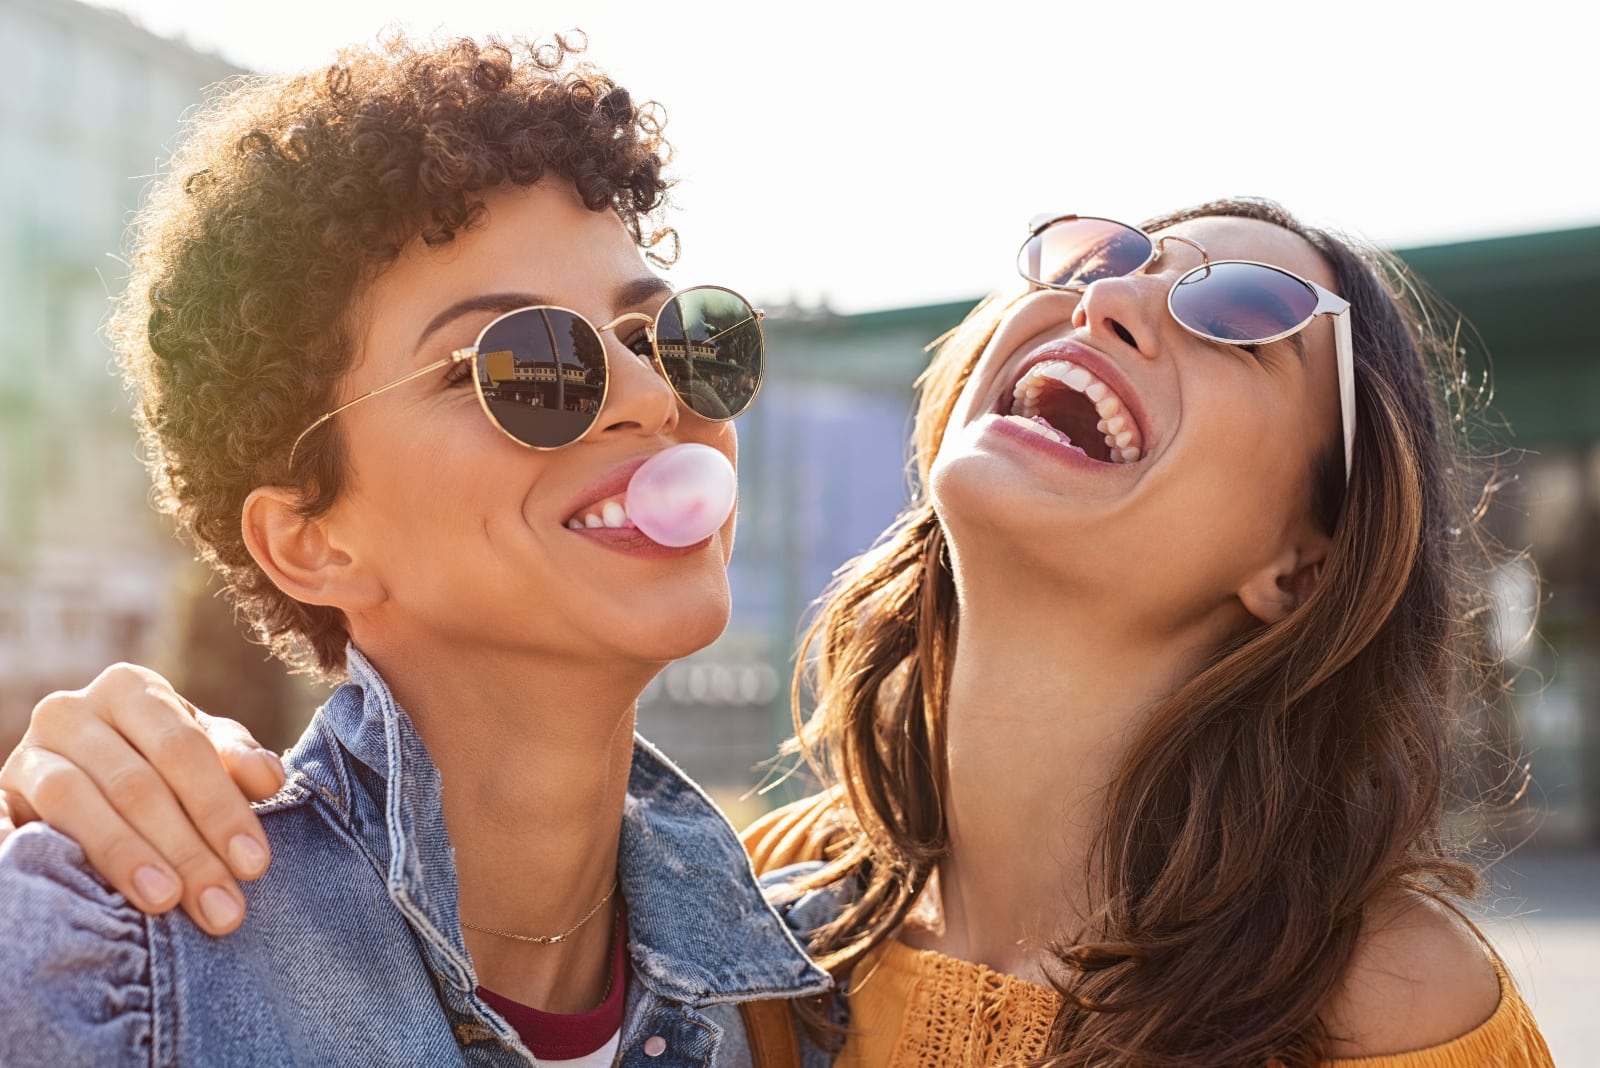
[
  {"x1": 655, "y1": 287, "x2": 761, "y2": 420},
  {"x1": 475, "y1": 309, "x2": 603, "y2": 447}
]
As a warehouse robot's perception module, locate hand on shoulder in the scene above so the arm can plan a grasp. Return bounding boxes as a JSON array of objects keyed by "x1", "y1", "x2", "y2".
[{"x1": 1322, "y1": 889, "x2": 1502, "y2": 1058}]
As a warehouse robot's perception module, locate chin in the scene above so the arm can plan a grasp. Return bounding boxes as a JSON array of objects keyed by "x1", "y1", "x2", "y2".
[
  {"x1": 930, "y1": 445, "x2": 1112, "y2": 588},
  {"x1": 602, "y1": 582, "x2": 732, "y2": 665}
]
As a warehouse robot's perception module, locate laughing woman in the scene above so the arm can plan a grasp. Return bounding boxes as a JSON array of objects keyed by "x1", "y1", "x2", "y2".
[
  {"x1": 0, "y1": 35, "x2": 830, "y2": 1067},
  {"x1": 745, "y1": 204, "x2": 1554, "y2": 1066}
]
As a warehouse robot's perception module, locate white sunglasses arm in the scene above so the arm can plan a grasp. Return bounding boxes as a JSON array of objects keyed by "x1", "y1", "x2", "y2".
[{"x1": 1310, "y1": 284, "x2": 1356, "y2": 483}]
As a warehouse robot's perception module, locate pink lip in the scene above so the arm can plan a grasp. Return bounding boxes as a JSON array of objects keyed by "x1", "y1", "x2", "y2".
[
  {"x1": 994, "y1": 338, "x2": 1155, "y2": 454},
  {"x1": 566, "y1": 525, "x2": 714, "y2": 559},
  {"x1": 977, "y1": 413, "x2": 1136, "y2": 472}
]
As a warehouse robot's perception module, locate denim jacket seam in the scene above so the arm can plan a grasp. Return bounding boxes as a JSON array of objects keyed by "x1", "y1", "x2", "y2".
[
  {"x1": 248, "y1": 774, "x2": 311, "y2": 815},
  {"x1": 388, "y1": 880, "x2": 475, "y2": 992},
  {"x1": 376, "y1": 689, "x2": 476, "y2": 993},
  {"x1": 315, "y1": 713, "x2": 354, "y2": 810},
  {"x1": 146, "y1": 911, "x2": 177, "y2": 1068},
  {"x1": 311, "y1": 778, "x2": 349, "y2": 817},
  {"x1": 693, "y1": 981, "x2": 828, "y2": 1006}
]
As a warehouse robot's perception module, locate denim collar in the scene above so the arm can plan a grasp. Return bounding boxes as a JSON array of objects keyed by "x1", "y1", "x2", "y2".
[{"x1": 299, "y1": 647, "x2": 829, "y2": 1007}]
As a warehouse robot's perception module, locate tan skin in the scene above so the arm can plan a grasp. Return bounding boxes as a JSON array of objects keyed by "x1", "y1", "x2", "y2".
[
  {"x1": 1, "y1": 179, "x2": 740, "y2": 1013},
  {"x1": 1, "y1": 216, "x2": 1500, "y2": 1052}
]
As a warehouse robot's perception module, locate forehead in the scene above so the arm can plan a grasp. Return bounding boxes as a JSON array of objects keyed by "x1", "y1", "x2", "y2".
[
  {"x1": 1151, "y1": 215, "x2": 1336, "y2": 292},
  {"x1": 390, "y1": 182, "x2": 646, "y2": 296}
]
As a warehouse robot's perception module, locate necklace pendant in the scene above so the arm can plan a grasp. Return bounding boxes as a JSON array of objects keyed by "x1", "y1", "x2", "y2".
[{"x1": 548, "y1": 934, "x2": 565, "y2": 944}]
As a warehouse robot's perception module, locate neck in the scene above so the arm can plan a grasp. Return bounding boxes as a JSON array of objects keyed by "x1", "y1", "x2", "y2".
[
  {"x1": 907, "y1": 555, "x2": 1241, "y2": 982},
  {"x1": 356, "y1": 636, "x2": 654, "y2": 1013}
]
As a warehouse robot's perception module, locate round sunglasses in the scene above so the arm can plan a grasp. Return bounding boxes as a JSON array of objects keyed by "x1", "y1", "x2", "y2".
[
  {"x1": 289, "y1": 284, "x2": 765, "y2": 467},
  {"x1": 1018, "y1": 214, "x2": 1355, "y2": 482}
]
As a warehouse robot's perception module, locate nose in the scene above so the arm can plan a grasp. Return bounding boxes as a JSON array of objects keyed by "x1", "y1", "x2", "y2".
[
  {"x1": 1071, "y1": 273, "x2": 1168, "y2": 359},
  {"x1": 594, "y1": 333, "x2": 680, "y2": 439}
]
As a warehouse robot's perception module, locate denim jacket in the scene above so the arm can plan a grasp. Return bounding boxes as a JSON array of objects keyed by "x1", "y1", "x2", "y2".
[{"x1": 0, "y1": 648, "x2": 833, "y2": 1067}]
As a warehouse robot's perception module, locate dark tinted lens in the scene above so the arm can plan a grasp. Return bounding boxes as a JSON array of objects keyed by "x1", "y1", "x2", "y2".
[
  {"x1": 474, "y1": 308, "x2": 607, "y2": 447},
  {"x1": 652, "y1": 286, "x2": 763, "y2": 420},
  {"x1": 1169, "y1": 261, "x2": 1318, "y2": 343},
  {"x1": 1019, "y1": 217, "x2": 1153, "y2": 288}
]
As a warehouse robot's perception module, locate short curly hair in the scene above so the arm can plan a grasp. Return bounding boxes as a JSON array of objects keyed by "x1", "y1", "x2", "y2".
[{"x1": 109, "y1": 32, "x2": 676, "y2": 678}]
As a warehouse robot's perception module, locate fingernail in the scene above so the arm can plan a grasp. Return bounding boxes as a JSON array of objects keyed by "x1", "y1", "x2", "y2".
[
  {"x1": 229, "y1": 834, "x2": 269, "y2": 877},
  {"x1": 200, "y1": 887, "x2": 243, "y2": 929},
  {"x1": 133, "y1": 865, "x2": 177, "y2": 905}
]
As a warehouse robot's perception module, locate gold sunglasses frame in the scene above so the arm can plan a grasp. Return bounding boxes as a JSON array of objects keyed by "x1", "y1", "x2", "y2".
[
  {"x1": 1020, "y1": 214, "x2": 1356, "y2": 483},
  {"x1": 288, "y1": 285, "x2": 766, "y2": 469}
]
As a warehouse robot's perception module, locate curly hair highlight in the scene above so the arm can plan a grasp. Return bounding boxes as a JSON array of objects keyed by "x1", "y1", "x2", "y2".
[{"x1": 109, "y1": 32, "x2": 676, "y2": 677}]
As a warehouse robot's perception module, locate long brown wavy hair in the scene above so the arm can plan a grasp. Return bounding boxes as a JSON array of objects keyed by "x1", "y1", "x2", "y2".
[{"x1": 789, "y1": 198, "x2": 1507, "y2": 1065}]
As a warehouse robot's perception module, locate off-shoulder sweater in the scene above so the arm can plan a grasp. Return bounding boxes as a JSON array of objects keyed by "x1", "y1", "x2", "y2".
[{"x1": 743, "y1": 795, "x2": 1554, "y2": 1068}]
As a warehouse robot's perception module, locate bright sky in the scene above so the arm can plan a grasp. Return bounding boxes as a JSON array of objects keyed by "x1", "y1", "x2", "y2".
[{"x1": 93, "y1": 0, "x2": 1598, "y2": 314}]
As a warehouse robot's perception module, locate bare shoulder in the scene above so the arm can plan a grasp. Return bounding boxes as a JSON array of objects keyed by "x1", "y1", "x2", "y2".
[{"x1": 1322, "y1": 889, "x2": 1502, "y2": 1057}]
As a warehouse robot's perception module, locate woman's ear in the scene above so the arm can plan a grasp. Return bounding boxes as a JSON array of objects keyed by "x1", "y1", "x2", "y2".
[
  {"x1": 241, "y1": 487, "x2": 384, "y2": 612},
  {"x1": 1237, "y1": 530, "x2": 1331, "y2": 625}
]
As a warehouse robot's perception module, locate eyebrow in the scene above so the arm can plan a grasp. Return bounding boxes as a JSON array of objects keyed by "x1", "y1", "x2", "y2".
[{"x1": 412, "y1": 275, "x2": 675, "y2": 356}]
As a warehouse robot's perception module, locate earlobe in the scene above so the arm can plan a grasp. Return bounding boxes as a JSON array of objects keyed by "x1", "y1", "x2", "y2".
[{"x1": 241, "y1": 487, "x2": 384, "y2": 612}]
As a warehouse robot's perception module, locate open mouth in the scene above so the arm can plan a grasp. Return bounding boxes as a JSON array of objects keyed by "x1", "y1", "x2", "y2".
[{"x1": 1001, "y1": 359, "x2": 1144, "y2": 464}]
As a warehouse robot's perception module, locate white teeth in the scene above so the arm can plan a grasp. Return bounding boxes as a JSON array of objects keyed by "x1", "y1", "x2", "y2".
[
  {"x1": 1007, "y1": 358, "x2": 1147, "y2": 465},
  {"x1": 568, "y1": 495, "x2": 632, "y2": 531}
]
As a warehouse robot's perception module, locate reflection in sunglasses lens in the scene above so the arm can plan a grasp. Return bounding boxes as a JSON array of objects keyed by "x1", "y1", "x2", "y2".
[
  {"x1": 653, "y1": 287, "x2": 763, "y2": 421},
  {"x1": 475, "y1": 308, "x2": 607, "y2": 447},
  {"x1": 1169, "y1": 262, "x2": 1318, "y2": 343},
  {"x1": 1023, "y1": 217, "x2": 1153, "y2": 288}
]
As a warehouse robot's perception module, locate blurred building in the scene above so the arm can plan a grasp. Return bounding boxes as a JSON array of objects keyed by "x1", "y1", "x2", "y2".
[
  {"x1": 1403, "y1": 228, "x2": 1600, "y2": 842},
  {"x1": 0, "y1": 0, "x2": 242, "y2": 745}
]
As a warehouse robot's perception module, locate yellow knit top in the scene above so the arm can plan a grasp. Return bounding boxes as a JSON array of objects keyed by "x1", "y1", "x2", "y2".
[{"x1": 743, "y1": 795, "x2": 1554, "y2": 1068}]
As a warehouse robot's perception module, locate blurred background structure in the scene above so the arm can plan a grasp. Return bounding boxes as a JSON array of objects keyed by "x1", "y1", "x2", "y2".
[
  {"x1": 0, "y1": 0, "x2": 251, "y2": 744},
  {"x1": 1, "y1": 0, "x2": 1597, "y2": 1055}
]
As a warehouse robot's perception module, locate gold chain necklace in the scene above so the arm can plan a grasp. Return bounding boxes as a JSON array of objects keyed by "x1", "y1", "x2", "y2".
[{"x1": 461, "y1": 878, "x2": 620, "y2": 945}]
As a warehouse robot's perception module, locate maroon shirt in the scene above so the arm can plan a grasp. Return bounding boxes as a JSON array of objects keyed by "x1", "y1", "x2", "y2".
[{"x1": 477, "y1": 911, "x2": 629, "y2": 1061}]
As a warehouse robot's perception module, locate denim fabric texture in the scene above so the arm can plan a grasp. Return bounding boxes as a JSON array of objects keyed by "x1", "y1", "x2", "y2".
[{"x1": 0, "y1": 647, "x2": 832, "y2": 1067}]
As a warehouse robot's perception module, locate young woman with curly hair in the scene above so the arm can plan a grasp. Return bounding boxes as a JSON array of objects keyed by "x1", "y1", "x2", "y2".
[
  {"x1": 0, "y1": 57, "x2": 1552, "y2": 1068},
  {"x1": 0, "y1": 33, "x2": 831, "y2": 1067}
]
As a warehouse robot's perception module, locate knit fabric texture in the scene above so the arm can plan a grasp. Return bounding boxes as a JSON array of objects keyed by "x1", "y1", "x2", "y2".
[{"x1": 744, "y1": 794, "x2": 1555, "y2": 1068}]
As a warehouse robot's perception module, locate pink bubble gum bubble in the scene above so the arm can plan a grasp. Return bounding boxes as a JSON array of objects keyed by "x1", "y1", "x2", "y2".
[{"x1": 626, "y1": 444, "x2": 737, "y2": 548}]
